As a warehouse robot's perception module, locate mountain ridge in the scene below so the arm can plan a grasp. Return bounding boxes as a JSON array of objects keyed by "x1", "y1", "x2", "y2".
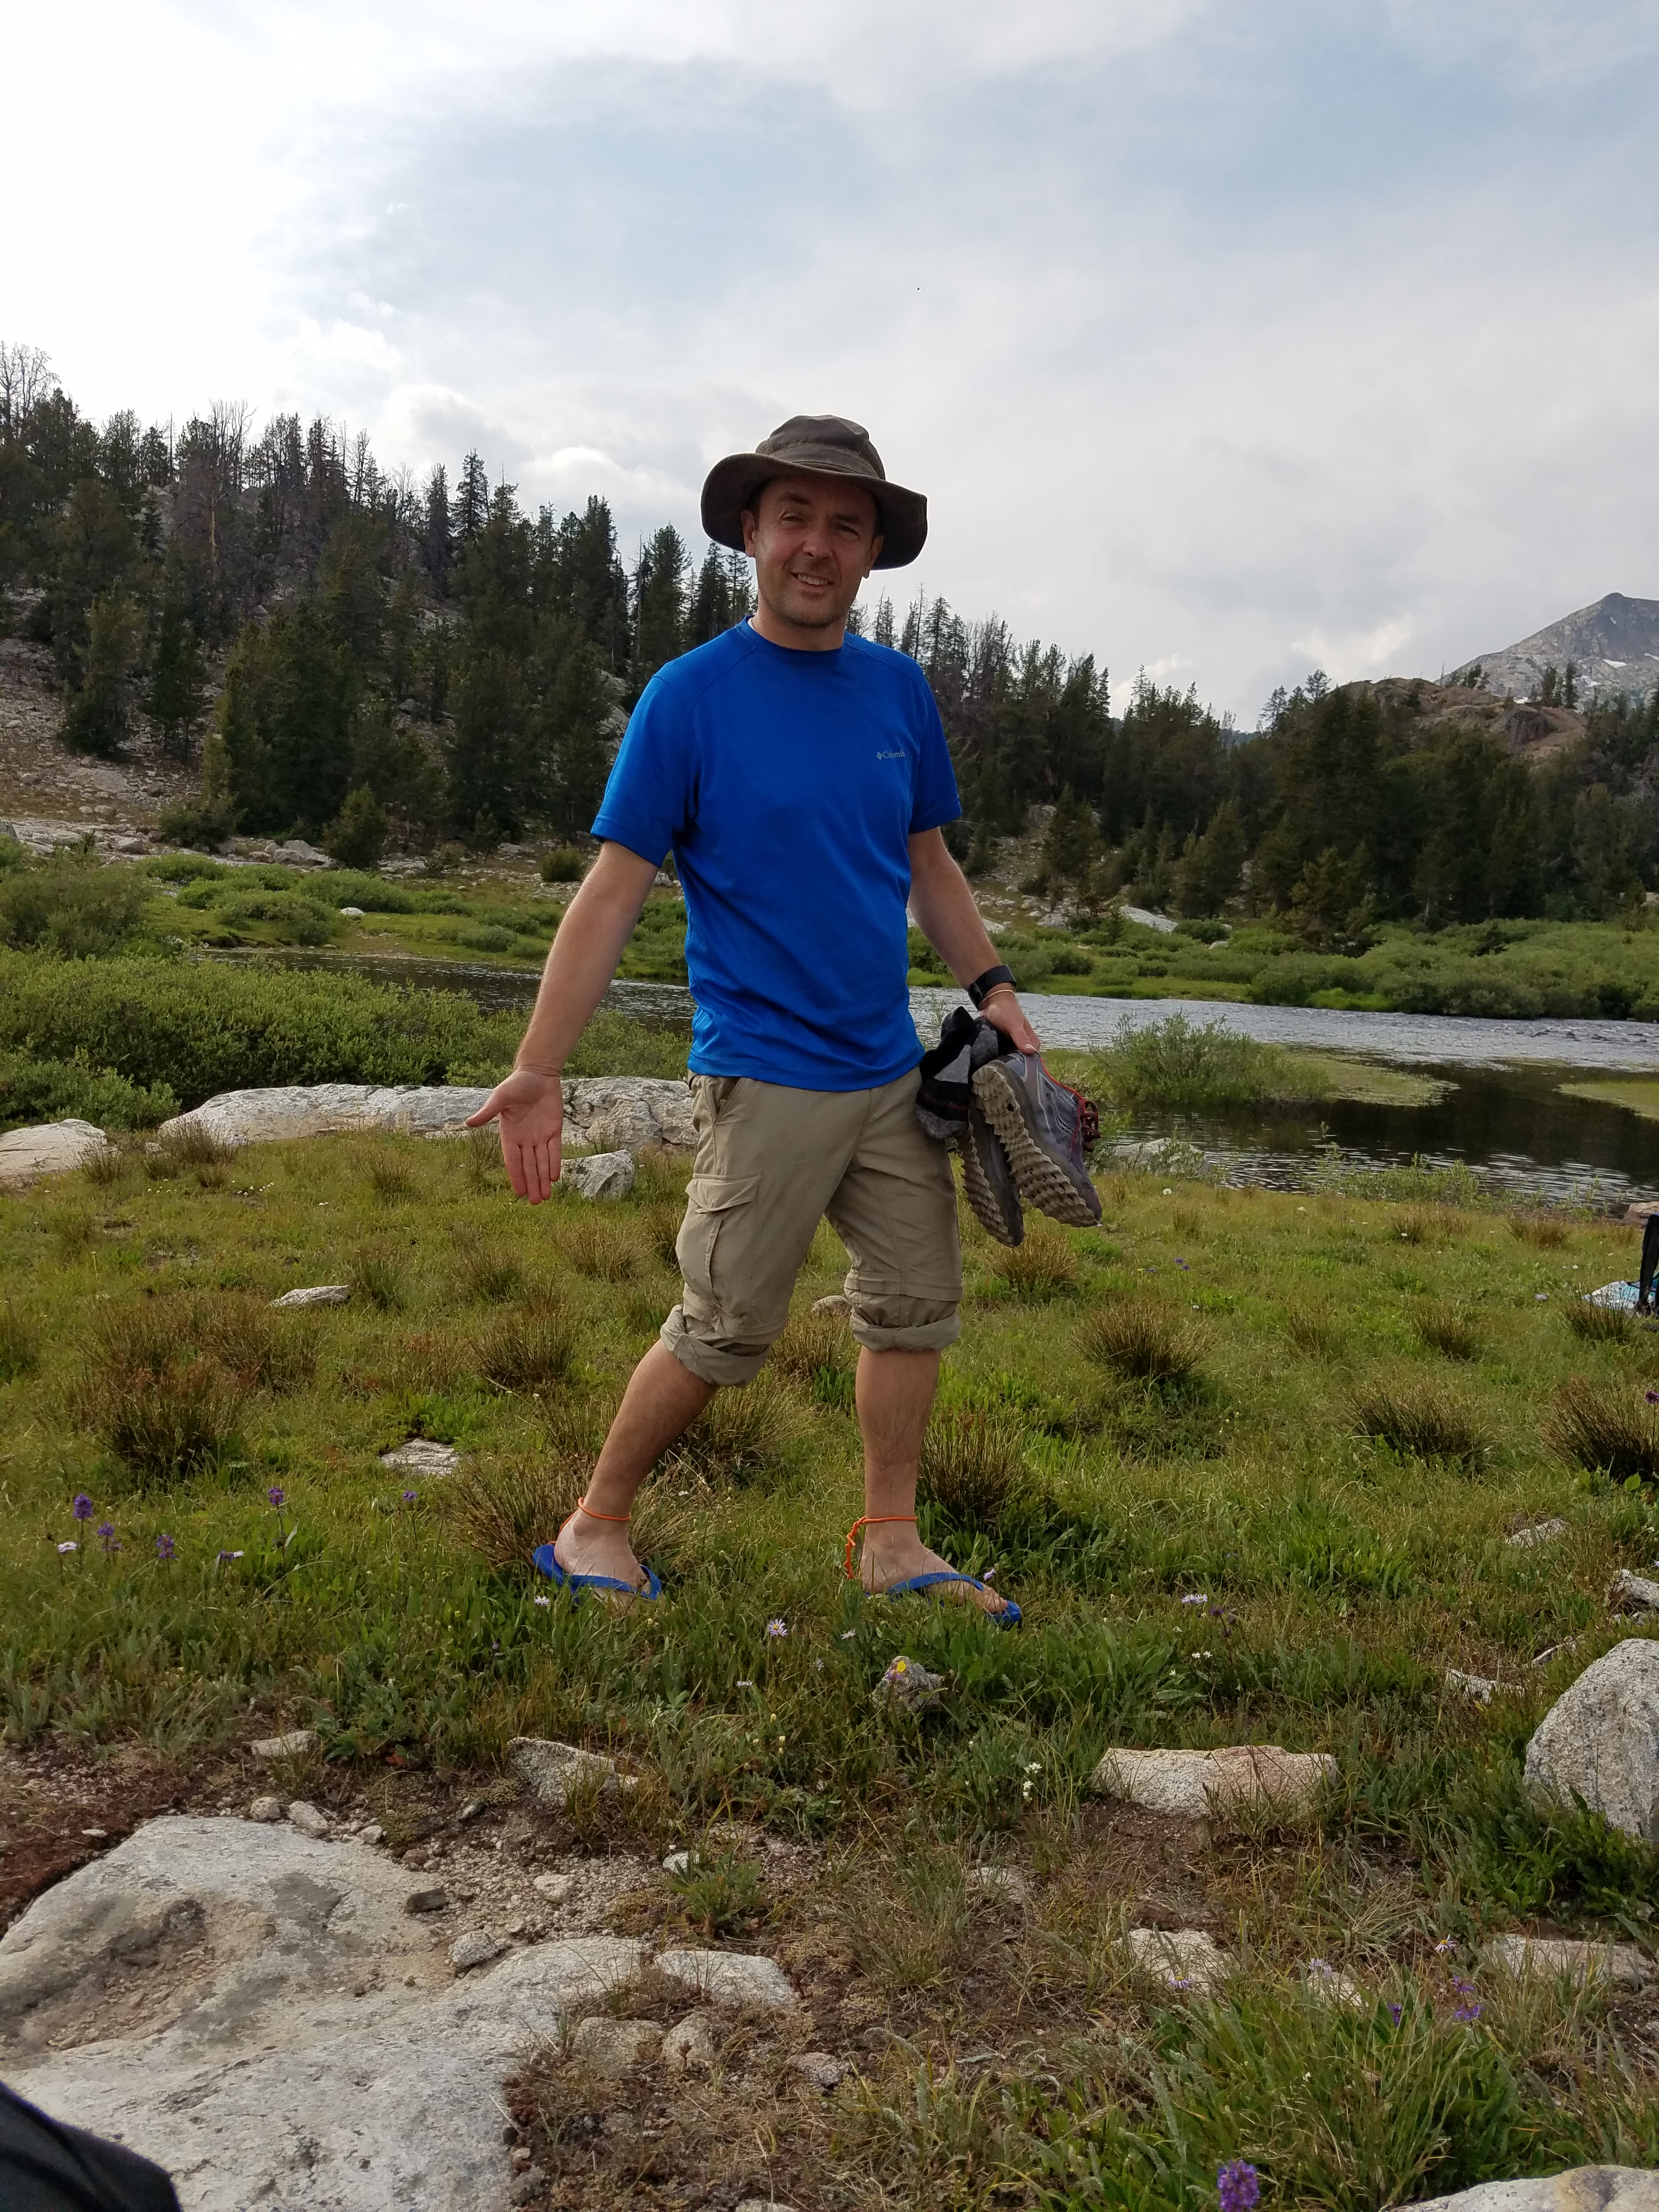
[{"x1": 1451, "y1": 590, "x2": 1658, "y2": 705}]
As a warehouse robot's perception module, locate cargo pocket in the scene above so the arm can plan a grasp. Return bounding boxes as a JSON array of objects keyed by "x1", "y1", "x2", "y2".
[{"x1": 675, "y1": 1173, "x2": 761, "y2": 1328}]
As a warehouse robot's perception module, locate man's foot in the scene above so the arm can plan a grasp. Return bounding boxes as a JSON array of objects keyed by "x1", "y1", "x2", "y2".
[
  {"x1": 552, "y1": 1509, "x2": 653, "y2": 1599},
  {"x1": 857, "y1": 1525, "x2": 1017, "y2": 1623}
]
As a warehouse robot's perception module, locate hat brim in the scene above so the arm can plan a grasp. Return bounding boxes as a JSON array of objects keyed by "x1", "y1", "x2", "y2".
[{"x1": 699, "y1": 454, "x2": 927, "y2": 571}]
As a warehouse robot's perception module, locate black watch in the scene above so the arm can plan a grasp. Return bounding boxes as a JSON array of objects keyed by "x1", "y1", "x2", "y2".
[{"x1": 968, "y1": 964, "x2": 1017, "y2": 1008}]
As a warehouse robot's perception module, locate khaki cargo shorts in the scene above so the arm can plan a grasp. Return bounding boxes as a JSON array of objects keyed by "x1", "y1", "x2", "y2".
[{"x1": 659, "y1": 1069, "x2": 962, "y2": 1387}]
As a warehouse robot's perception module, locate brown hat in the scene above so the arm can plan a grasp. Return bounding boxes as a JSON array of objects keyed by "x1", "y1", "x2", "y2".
[{"x1": 700, "y1": 414, "x2": 927, "y2": 570}]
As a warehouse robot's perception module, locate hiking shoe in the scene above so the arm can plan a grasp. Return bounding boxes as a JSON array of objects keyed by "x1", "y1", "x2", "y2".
[
  {"x1": 959, "y1": 1104, "x2": 1024, "y2": 1246},
  {"x1": 972, "y1": 1054, "x2": 1102, "y2": 1228}
]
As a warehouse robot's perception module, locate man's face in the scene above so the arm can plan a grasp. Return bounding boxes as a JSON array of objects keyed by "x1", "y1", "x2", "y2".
[{"x1": 741, "y1": 476, "x2": 883, "y2": 636}]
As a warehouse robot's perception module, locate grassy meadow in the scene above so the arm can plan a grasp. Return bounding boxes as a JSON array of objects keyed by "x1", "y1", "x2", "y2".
[{"x1": 7, "y1": 1102, "x2": 1659, "y2": 2204}]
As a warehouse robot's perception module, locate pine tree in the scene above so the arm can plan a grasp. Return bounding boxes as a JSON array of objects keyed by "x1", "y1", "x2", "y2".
[
  {"x1": 630, "y1": 524, "x2": 688, "y2": 691},
  {"x1": 872, "y1": 595, "x2": 895, "y2": 648},
  {"x1": 60, "y1": 585, "x2": 145, "y2": 758},
  {"x1": 423, "y1": 464, "x2": 452, "y2": 591},
  {"x1": 146, "y1": 592, "x2": 207, "y2": 760},
  {"x1": 455, "y1": 451, "x2": 489, "y2": 544}
]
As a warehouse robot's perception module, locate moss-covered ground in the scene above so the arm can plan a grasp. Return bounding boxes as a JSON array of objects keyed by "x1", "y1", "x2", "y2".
[{"x1": 5, "y1": 1128, "x2": 1659, "y2": 2204}]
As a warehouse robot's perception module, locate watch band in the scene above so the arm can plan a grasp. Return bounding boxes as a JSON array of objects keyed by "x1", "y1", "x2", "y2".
[{"x1": 968, "y1": 963, "x2": 1017, "y2": 1008}]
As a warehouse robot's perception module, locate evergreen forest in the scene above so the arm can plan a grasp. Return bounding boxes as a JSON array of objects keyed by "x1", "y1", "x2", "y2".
[{"x1": 3, "y1": 341, "x2": 1657, "y2": 937}]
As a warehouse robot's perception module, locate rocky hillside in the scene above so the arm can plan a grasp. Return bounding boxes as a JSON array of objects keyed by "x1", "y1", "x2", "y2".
[{"x1": 1452, "y1": 591, "x2": 1659, "y2": 706}]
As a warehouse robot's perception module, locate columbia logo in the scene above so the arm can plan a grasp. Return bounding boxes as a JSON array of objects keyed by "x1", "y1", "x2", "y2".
[{"x1": 876, "y1": 749, "x2": 904, "y2": 759}]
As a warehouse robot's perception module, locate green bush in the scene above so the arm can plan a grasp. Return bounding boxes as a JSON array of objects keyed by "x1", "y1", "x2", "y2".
[
  {"x1": 1087, "y1": 1014, "x2": 1301, "y2": 1113},
  {"x1": 539, "y1": 846, "x2": 586, "y2": 883},
  {"x1": 141, "y1": 853, "x2": 228, "y2": 884},
  {"x1": 325, "y1": 785, "x2": 387, "y2": 869},
  {"x1": 0, "y1": 949, "x2": 687, "y2": 1107},
  {"x1": 0, "y1": 1049, "x2": 177, "y2": 1133},
  {"x1": 0, "y1": 852, "x2": 151, "y2": 958}
]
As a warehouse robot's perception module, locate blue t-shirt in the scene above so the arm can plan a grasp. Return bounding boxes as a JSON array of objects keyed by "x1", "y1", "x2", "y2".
[{"x1": 592, "y1": 621, "x2": 960, "y2": 1091}]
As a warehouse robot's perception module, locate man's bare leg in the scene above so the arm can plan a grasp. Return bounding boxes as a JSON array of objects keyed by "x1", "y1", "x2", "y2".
[
  {"x1": 554, "y1": 1341, "x2": 714, "y2": 1587},
  {"x1": 854, "y1": 1345, "x2": 1012, "y2": 1619}
]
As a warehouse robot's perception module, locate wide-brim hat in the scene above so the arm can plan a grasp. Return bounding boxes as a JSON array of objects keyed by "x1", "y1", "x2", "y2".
[{"x1": 700, "y1": 414, "x2": 927, "y2": 570}]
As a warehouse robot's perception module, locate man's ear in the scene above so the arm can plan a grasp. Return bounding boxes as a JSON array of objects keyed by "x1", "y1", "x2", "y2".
[
  {"x1": 864, "y1": 533, "x2": 884, "y2": 578},
  {"x1": 741, "y1": 509, "x2": 759, "y2": 556}
]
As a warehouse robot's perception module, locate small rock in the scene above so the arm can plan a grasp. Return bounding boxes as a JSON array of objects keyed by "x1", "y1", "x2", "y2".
[
  {"x1": 509, "y1": 1737, "x2": 634, "y2": 1807},
  {"x1": 1446, "y1": 1668, "x2": 1499, "y2": 1703},
  {"x1": 1126, "y1": 1927, "x2": 1230, "y2": 1993},
  {"x1": 509, "y1": 2168, "x2": 547, "y2": 2205},
  {"x1": 404, "y1": 1886, "x2": 449, "y2": 1915},
  {"x1": 111, "y1": 835, "x2": 148, "y2": 855},
  {"x1": 250, "y1": 1728, "x2": 318, "y2": 1760},
  {"x1": 736, "y1": 2202, "x2": 797, "y2": 2212},
  {"x1": 357, "y1": 1823, "x2": 385, "y2": 1847},
  {"x1": 570, "y1": 2016, "x2": 663, "y2": 2073},
  {"x1": 663, "y1": 1849, "x2": 691, "y2": 1875},
  {"x1": 338, "y1": 905, "x2": 366, "y2": 917},
  {"x1": 1611, "y1": 1569, "x2": 1659, "y2": 1615},
  {"x1": 561, "y1": 1148, "x2": 635, "y2": 1201},
  {"x1": 657, "y1": 1948, "x2": 797, "y2": 2012},
  {"x1": 871, "y1": 1655, "x2": 946, "y2": 1716},
  {"x1": 1509, "y1": 1519, "x2": 1568, "y2": 1549},
  {"x1": 789, "y1": 2051, "x2": 846, "y2": 2092},
  {"x1": 1481, "y1": 1934, "x2": 1654, "y2": 1990},
  {"x1": 811, "y1": 1293, "x2": 852, "y2": 1317},
  {"x1": 380, "y1": 1438, "x2": 459, "y2": 1476},
  {"x1": 966, "y1": 1865, "x2": 1030, "y2": 1908},
  {"x1": 285, "y1": 1801, "x2": 330, "y2": 1839},
  {"x1": 450, "y1": 1929, "x2": 504, "y2": 1972},
  {"x1": 247, "y1": 1796, "x2": 283, "y2": 1823},
  {"x1": 509, "y1": 2145, "x2": 533, "y2": 2172},
  {"x1": 1413, "y1": 2168, "x2": 1659, "y2": 2212},
  {"x1": 1089, "y1": 1745, "x2": 1336, "y2": 1821},
  {"x1": 269, "y1": 1284, "x2": 350, "y2": 1309},
  {"x1": 533, "y1": 1871, "x2": 575, "y2": 1903},
  {"x1": 661, "y1": 2011, "x2": 717, "y2": 2073}
]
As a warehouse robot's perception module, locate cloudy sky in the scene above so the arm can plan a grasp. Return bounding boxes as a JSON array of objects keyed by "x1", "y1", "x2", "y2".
[{"x1": 8, "y1": 1, "x2": 1656, "y2": 719}]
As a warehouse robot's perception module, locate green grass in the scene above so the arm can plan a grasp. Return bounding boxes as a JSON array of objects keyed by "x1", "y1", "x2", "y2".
[{"x1": 8, "y1": 1128, "x2": 1659, "y2": 2197}]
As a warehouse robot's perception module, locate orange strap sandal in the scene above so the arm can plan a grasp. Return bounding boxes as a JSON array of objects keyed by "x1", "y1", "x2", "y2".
[
  {"x1": 843, "y1": 1514, "x2": 1021, "y2": 1628},
  {"x1": 533, "y1": 1498, "x2": 662, "y2": 1600}
]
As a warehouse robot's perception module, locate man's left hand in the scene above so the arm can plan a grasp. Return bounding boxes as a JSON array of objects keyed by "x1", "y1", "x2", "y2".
[{"x1": 982, "y1": 992, "x2": 1041, "y2": 1055}]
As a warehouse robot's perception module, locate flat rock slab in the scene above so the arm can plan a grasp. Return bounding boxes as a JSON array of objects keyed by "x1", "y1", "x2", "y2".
[
  {"x1": 270, "y1": 1284, "x2": 350, "y2": 1309},
  {"x1": 561, "y1": 1148, "x2": 635, "y2": 1200},
  {"x1": 1125, "y1": 1927, "x2": 1229, "y2": 1991},
  {"x1": 380, "y1": 1439, "x2": 459, "y2": 1476},
  {"x1": 1481, "y1": 1935, "x2": 1654, "y2": 1989},
  {"x1": 0, "y1": 1119, "x2": 110, "y2": 1190},
  {"x1": 1090, "y1": 1745, "x2": 1336, "y2": 1821},
  {"x1": 1526, "y1": 1638, "x2": 1659, "y2": 1841},
  {"x1": 159, "y1": 1076, "x2": 693, "y2": 1153},
  {"x1": 1414, "y1": 2168, "x2": 1659, "y2": 2212},
  {"x1": 1509, "y1": 1519, "x2": 1568, "y2": 1549},
  {"x1": 248, "y1": 1728, "x2": 318, "y2": 1760},
  {"x1": 0, "y1": 1814, "x2": 642, "y2": 2211},
  {"x1": 657, "y1": 1949, "x2": 798, "y2": 2011},
  {"x1": 509, "y1": 1736, "x2": 634, "y2": 1807}
]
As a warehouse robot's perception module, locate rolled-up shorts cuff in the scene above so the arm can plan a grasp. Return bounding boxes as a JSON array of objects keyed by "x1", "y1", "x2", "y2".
[
  {"x1": 659, "y1": 1303, "x2": 772, "y2": 1388},
  {"x1": 847, "y1": 1295, "x2": 961, "y2": 1355}
]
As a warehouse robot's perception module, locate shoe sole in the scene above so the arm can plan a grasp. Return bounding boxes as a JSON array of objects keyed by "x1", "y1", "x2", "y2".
[
  {"x1": 972, "y1": 1062, "x2": 1102, "y2": 1228},
  {"x1": 960, "y1": 1118, "x2": 1023, "y2": 1245}
]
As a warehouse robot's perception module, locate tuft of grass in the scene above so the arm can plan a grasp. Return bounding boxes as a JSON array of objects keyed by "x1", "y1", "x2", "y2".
[
  {"x1": 0, "y1": 1301, "x2": 42, "y2": 1384},
  {"x1": 454, "y1": 1244, "x2": 526, "y2": 1304},
  {"x1": 1565, "y1": 1296, "x2": 1635, "y2": 1345},
  {"x1": 475, "y1": 1302, "x2": 577, "y2": 1393},
  {"x1": 631, "y1": 1146, "x2": 690, "y2": 1205},
  {"x1": 194, "y1": 1296, "x2": 319, "y2": 1394},
  {"x1": 986, "y1": 1224, "x2": 1081, "y2": 1300},
  {"x1": 662, "y1": 1374, "x2": 804, "y2": 1486},
  {"x1": 353, "y1": 1241, "x2": 411, "y2": 1311},
  {"x1": 1284, "y1": 1300, "x2": 1344, "y2": 1361},
  {"x1": 1548, "y1": 1376, "x2": 1659, "y2": 1482},
  {"x1": 1351, "y1": 1376, "x2": 1488, "y2": 1465},
  {"x1": 1395, "y1": 1205, "x2": 1466, "y2": 1246},
  {"x1": 557, "y1": 1216, "x2": 644, "y2": 1282},
  {"x1": 145, "y1": 1122, "x2": 237, "y2": 1180},
  {"x1": 445, "y1": 1454, "x2": 585, "y2": 1572},
  {"x1": 665, "y1": 1848, "x2": 765, "y2": 1938},
  {"x1": 770, "y1": 1309, "x2": 855, "y2": 1389},
  {"x1": 81, "y1": 1141, "x2": 133, "y2": 1188},
  {"x1": 1079, "y1": 1295, "x2": 1204, "y2": 1387},
  {"x1": 636, "y1": 1200, "x2": 685, "y2": 1268},
  {"x1": 1509, "y1": 1212, "x2": 1569, "y2": 1248},
  {"x1": 76, "y1": 1305, "x2": 246, "y2": 1487},
  {"x1": 1413, "y1": 1300, "x2": 1481, "y2": 1362},
  {"x1": 368, "y1": 1150, "x2": 419, "y2": 1203},
  {"x1": 918, "y1": 1406, "x2": 1031, "y2": 1530}
]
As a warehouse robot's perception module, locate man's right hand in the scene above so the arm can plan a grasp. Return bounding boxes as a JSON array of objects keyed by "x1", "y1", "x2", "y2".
[{"x1": 464, "y1": 1068, "x2": 565, "y2": 1203}]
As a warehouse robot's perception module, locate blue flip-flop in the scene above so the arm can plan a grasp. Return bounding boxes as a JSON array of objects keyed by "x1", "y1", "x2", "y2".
[
  {"x1": 882, "y1": 1570, "x2": 1022, "y2": 1629},
  {"x1": 532, "y1": 1543, "x2": 662, "y2": 1601}
]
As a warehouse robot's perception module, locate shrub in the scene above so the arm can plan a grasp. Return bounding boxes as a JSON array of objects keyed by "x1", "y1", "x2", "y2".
[
  {"x1": 1080, "y1": 1296, "x2": 1204, "y2": 1386},
  {"x1": 76, "y1": 1305, "x2": 246, "y2": 1486},
  {"x1": 1350, "y1": 1378, "x2": 1488, "y2": 1465},
  {"x1": 1085, "y1": 1015, "x2": 1300, "y2": 1113},
  {"x1": 1508, "y1": 1212, "x2": 1569, "y2": 1248},
  {"x1": 156, "y1": 791, "x2": 235, "y2": 850},
  {"x1": 540, "y1": 847, "x2": 585, "y2": 883},
  {"x1": 1549, "y1": 1376, "x2": 1659, "y2": 1482},
  {"x1": 918, "y1": 1406, "x2": 1031, "y2": 1530},
  {"x1": 986, "y1": 1224, "x2": 1080, "y2": 1300},
  {"x1": 325, "y1": 785, "x2": 387, "y2": 870},
  {"x1": 0, "y1": 1303, "x2": 41, "y2": 1384},
  {"x1": 1412, "y1": 1301, "x2": 1481, "y2": 1361},
  {"x1": 475, "y1": 1304, "x2": 577, "y2": 1393},
  {"x1": 1564, "y1": 1297, "x2": 1634, "y2": 1345},
  {"x1": 0, "y1": 853, "x2": 150, "y2": 958},
  {"x1": 0, "y1": 1049, "x2": 177, "y2": 1135}
]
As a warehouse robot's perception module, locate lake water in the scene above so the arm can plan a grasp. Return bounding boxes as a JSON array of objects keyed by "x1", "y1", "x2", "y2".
[{"x1": 213, "y1": 952, "x2": 1658, "y2": 1209}]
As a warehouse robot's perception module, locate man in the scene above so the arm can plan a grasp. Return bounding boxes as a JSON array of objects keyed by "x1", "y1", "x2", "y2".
[{"x1": 467, "y1": 415, "x2": 1041, "y2": 1622}]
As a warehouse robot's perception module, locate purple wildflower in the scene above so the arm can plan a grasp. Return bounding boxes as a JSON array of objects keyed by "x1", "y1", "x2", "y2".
[
  {"x1": 1452, "y1": 1974, "x2": 1475, "y2": 1995},
  {"x1": 268, "y1": 1486, "x2": 286, "y2": 1509},
  {"x1": 156, "y1": 1533, "x2": 176, "y2": 1561},
  {"x1": 96, "y1": 1521, "x2": 120, "y2": 1554},
  {"x1": 72, "y1": 1493, "x2": 94, "y2": 1522},
  {"x1": 1455, "y1": 2002, "x2": 1482, "y2": 2023},
  {"x1": 765, "y1": 1617, "x2": 787, "y2": 1638},
  {"x1": 1217, "y1": 2160, "x2": 1260, "y2": 2212},
  {"x1": 1387, "y1": 2001, "x2": 1403, "y2": 2024},
  {"x1": 1646, "y1": 1390, "x2": 1659, "y2": 1406},
  {"x1": 402, "y1": 1488, "x2": 417, "y2": 1505}
]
